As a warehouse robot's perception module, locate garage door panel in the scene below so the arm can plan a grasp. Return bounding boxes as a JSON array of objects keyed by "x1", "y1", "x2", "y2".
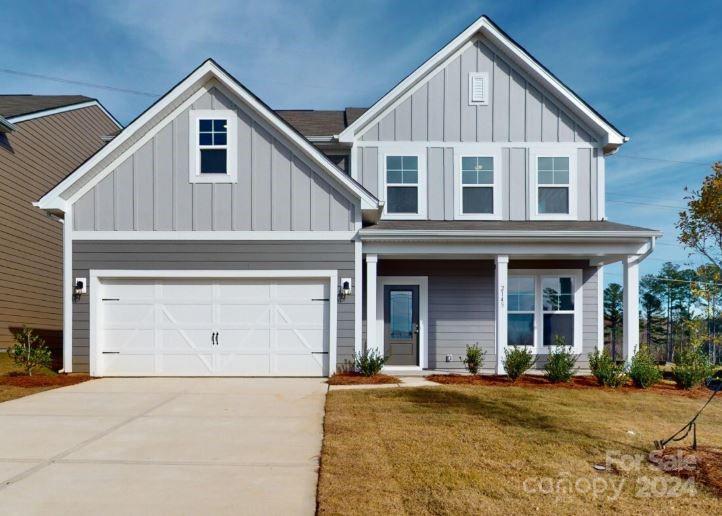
[
  {"x1": 103, "y1": 304, "x2": 154, "y2": 326},
  {"x1": 216, "y1": 281, "x2": 272, "y2": 301},
  {"x1": 273, "y1": 354, "x2": 325, "y2": 376},
  {"x1": 216, "y1": 354, "x2": 270, "y2": 375},
  {"x1": 276, "y1": 329, "x2": 325, "y2": 353},
  {"x1": 103, "y1": 280, "x2": 155, "y2": 299},
  {"x1": 277, "y1": 304, "x2": 327, "y2": 327},
  {"x1": 103, "y1": 354, "x2": 155, "y2": 375},
  {"x1": 159, "y1": 329, "x2": 215, "y2": 352},
  {"x1": 160, "y1": 354, "x2": 214, "y2": 375},
  {"x1": 217, "y1": 305, "x2": 271, "y2": 325},
  {"x1": 276, "y1": 281, "x2": 327, "y2": 299},
  {"x1": 160, "y1": 281, "x2": 213, "y2": 300},
  {"x1": 216, "y1": 329, "x2": 270, "y2": 353},
  {"x1": 159, "y1": 305, "x2": 214, "y2": 326},
  {"x1": 103, "y1": 329, "x2": 154, "y2": 352}
]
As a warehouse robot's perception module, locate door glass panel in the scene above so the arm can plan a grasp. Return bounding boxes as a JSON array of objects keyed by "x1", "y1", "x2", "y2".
[{"x1": 389, "y1": 290, "x2": 413, "y2": 340}]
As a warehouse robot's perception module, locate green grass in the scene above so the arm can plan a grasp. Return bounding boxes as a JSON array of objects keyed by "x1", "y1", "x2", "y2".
[{"x1": 319, "y1": 384, "x2": 722, "y2": 515}]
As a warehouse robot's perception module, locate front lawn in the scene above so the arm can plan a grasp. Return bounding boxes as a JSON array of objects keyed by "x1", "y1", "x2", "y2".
[
  {"x1": 318, "y1": 384, "x2": 722, "y2": 514},
  {"x1": 0, "y1": 353, "x2": 89, "y2": 402}
]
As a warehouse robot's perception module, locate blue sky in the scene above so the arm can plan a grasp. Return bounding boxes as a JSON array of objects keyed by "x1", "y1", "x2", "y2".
[{"x1": 3, "y1": 0, "x2": 721, "y2": 285}]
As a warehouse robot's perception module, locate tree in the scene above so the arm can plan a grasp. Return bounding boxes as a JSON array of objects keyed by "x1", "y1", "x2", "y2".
[
  {"x1": 7, "y1": 327, "x2": 52, "y2": 376},
  {"x1": 604, "y1": 283, "x2": 623, "y2": 361},
  {"x1": 641, "y1": 290, "x2": 665, "y2": 359}
]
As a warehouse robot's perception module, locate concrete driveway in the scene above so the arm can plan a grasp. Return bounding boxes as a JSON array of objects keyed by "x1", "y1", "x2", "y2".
[{"x1": 0, "y1": 377, "x2": 327, "y2": 515}]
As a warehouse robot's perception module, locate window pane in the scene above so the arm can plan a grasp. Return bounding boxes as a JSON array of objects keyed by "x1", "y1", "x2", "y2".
[
  {"x1": 477, "y1": 170, "x2": 493, "y2": 184},
  {"x1": 402, "y1": 169, "x2": 418, "y2": 184},
  {"x1": 403, "y1": 156, "x2": 418, "y2": 170},
  {"x1": 213, "y1": 132, "x2": 227, "y2": 145},
  {"x1": 538, "y1": 157, "x2": 554, "y2": 170},
  {"x1": 462, "y1": 170, "x2": 478, "y2": 185},
  {"x1": 386, "y1": 156, "x2": 402, "y2": 170},
  {"x1": 462, "y1": 187, "x2": 493, "y2": 214},
  {"x1": 389, "y1": 290, "x2": 413, "y2": 340},
  {"x1": 542, "y1": 277, "x2": 574, "y2": 311},
  {"x1": 199, "y1": 132, "x2": 212, "y2": 145},
  {"x1": 538, "y1": 187, "x2": 569, "y2": 214},
  {"x1": 554, "y1": 170, "x2": 569, "y2": 185},
  {"x1": 387, "y1": 186, "x2": 418, "y2": 213},
  {"x1": 509, "y1": 277, "x2": 535, "y2": 311},
  {"x1": 213, "y1": 119, "x2": 227, "y2": 132},
  {"x1": 200, "y1": 149, "x2": 227, "y2": 174},
  {"x1": 543, "y1": 314, "x2": 574, "y2": 346},
  {"x1": 538, "y1": 170, "x2": 554, "y2": 184},
  {"x1": 387, "y1": 170, "x2": 403, "y2": 183},
  {"x1": 199, "y1": 119, "x2": 212, "y2": 132},
  {"x1": 508, "y1": 314, "x2": 534, "y2": 346},
  {"x1": 553, "y1": 157, "x2": 569, "y2": 171},
  {"x1": 461, "y1": 157, "x2": 477, "y2": 171}
]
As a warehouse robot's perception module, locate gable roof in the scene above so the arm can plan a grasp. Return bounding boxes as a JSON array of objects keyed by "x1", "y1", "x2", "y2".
[
  {"x1": 0, "y1": 95, "x2": 121, "y2": 129},
  {"x1": 275, "y1": 108, "x2": 368, "y2": 138},
  {"x1": 338, "y1": 15, "x2": 627, "y2": 151},
  {"x1": 36, "y1": 59, "x2": 378, "y2": 213}
]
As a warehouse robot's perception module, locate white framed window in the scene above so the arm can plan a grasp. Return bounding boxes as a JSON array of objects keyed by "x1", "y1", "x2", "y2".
[
  {"x1": 530, "y1": 150, "x2": 576, "y2": 220},
  {"x1": 508, "y1": 270, "x2": 583, "y2": 353},
  {"x1": 455, "y1": 151, "x2": 502, "y2": 219},
  {"x1": 189, "y1": 110, "x2": 237, "y2": 183},
  {"x1": 468, "y1": 72, "x2": 489, "y2": 105},
  {"x1": 383, "y1": 153, "x2": 426, "y2": 219}
]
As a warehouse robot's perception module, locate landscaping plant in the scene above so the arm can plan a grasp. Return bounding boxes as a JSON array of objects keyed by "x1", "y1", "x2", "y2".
[
  {"x1": 544, "y1": 336, "x2": 578, "y2": 383},
  {"x1": 503, "y1": 346, "x2": 535, "y2": 382},
  {"x1": 628, "y1": 346, "x2": 662, "y2": 388},
  {"x1": 7, "y1": 327, "x2": 52, "y2": 376},
  {"x1": 672, "y1": 346, "x2": 714, "y2": 389},
  {"x1": 354, "y1": 348, "x2": 387, "y2": 376},
  {"x1": 462, "y1": 343, "x2": 485, "y2": 375},
  {"x1": 588, "y1": 349, "x2": 628, "y2": 387}
]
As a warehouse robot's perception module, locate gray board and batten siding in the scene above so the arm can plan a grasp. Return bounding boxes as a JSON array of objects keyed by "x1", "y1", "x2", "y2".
[{"x1": 72, "y1": 87, "x2": 356, "y2": 232}]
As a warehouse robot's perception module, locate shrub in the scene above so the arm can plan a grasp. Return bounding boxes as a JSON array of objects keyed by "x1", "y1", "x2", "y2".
[
  {"x1": 354, "y1": 348, "x2": 387, "y2": 376},
  {"x1": 588, "y1": 349, "x2": 628, "y2": 387},
  {"x1": 672, "y1": 346, "x2": 714, "y2": 389},
  {"x1": 544, "y1": 336, "x2": 578, "y2": 383},
  {"x1": 503, "y1": 346, "x2": 535, "y2": 382},
  {"x1": 628, "y1": 346, "x2": 662, "y2": 388},
  {"x1": 462, "y1": 343, "x2": 485, "y2": 375},
  {"x1": 7, "y1": 327, "x2": 52, "y2": 376}
]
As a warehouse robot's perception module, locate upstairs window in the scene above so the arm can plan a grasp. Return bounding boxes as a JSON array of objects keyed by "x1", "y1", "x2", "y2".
[
  {"x1": 189, "y1": 110, "x2": 237, "y2": 184},
  {"x1": 461, "y1": 156, "x2": 494, "y2": 214},
  {"x1": 537, "y1": 157, "x2": 569, "y2": 214},
  {"x1": 386, "y1": 155, "x2": 419, "y2": 215}
]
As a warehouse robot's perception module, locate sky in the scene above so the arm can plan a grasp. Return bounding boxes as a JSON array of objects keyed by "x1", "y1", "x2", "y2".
[{"x1": 2, "y1": 0, "x2": 722, "y2": 286}]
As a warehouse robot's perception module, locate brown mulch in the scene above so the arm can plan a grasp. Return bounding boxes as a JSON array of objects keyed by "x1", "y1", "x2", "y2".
[
  {"x1": 0, "y1": 374, "x2": 91, "y2": 388},
  {"x1": 427, "y1": 374, "x2": 712, "y2": 398},
  {"x1": 327, "y1": 372, "x2": 401, "y2": 385},
  {"x1": 651, "y1": 446, "x2": 722, "y2": 497}
]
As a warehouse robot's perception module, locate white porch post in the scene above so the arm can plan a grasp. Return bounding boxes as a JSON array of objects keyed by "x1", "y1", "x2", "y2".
[
  {"x1": 495, "y1": 255, "x2": 509, "y2": 374},
  {"x1": 365, "y1": 254, "x2": 378, "y2": 355},
  {"x1": 623, "y1": 257, "x2": 640, "y2": 362}
]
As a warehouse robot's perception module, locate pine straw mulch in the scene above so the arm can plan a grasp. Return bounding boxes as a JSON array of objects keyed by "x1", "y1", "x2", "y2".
[
  {"x1": 0, "y1": 373, "x2": 91, "y2": 388},
  {"x1": 652, "y1": 446, "x2": 722, "y2": 496},
  {"x1": 327, "y1": 372, "x2": 401, "y2": 385},
  {"x1": 427, "y1": 374, "x2": 713, "y2": 398}
]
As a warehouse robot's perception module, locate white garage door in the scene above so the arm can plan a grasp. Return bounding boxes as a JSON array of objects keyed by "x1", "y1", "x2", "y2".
[{"x1": 97, "y1": 277, "x2": 330, "y2": 376}]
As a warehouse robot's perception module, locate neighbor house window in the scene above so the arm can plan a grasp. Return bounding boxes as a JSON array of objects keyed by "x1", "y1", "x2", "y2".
[
  {"x1": 537, "y1": 157, "x2": 569, "y2": 214},
  {"x1": 542, "y1": 276, "x2": 575, "y2": 346},
  {"x1": 189, "y1": 110, "x2": 237, "y2": 184},
  {"x1": 461, "y1": 156, "x2": 494, "y2": 214},
  {"x1": 386, "y1": 156, "x2": 419, "y2": 214},
  {"x1": 508, "y1": 276, "x2": 535, "y2": 347}
]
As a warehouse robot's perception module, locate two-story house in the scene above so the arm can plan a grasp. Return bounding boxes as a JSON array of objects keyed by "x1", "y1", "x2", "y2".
[{"x1": 36, "y1": 15, "x2": 659, "y2": 377}]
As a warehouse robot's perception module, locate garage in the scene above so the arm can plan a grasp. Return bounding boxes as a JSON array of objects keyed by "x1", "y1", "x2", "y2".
[{"x1": 90, "y1": 272, "x2": 335, "y2": 377}]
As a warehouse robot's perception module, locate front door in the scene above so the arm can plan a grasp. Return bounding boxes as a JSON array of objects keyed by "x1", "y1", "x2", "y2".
[{"x1": 384, "y1": 285, "x2": 419, "y2": 366}]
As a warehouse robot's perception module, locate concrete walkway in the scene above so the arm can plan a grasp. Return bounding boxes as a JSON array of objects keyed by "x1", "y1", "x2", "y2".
[{"x1": 0, "y1": 378, "x2": 327, "y2": 515}]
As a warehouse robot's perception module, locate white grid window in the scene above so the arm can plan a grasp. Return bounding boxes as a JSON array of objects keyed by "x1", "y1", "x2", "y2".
[
  {"x1": 537, "y1": 157, "x2": 570, "y2": 214},
  {"x1": 461, "y1": 156, "x2": 494, "y2": 214},
  {"x1": 508, "y1": 276, "x2": 535, "y2": 347},
  {"x1": 386, "y1": 156, "x2": 419, "y2": 214},
  {"x1": 541, "y1": 276, "x2": 575, "y2": 347}
]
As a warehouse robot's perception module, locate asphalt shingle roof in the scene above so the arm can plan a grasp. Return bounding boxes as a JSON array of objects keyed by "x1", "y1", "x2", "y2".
[
  {"x1": 275, "y1": 107, "x2": 367, "y2": 137},
  {"x1": 0, "y1": 95, "x2": 94, "y2": 119}
]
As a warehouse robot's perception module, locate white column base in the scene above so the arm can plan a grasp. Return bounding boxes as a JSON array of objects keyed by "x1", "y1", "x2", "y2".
[{"x1": 495, "y1": 255, "x2": 509, "y2": 374}]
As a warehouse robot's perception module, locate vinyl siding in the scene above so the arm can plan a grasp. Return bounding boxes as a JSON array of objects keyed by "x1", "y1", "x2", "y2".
[
  {"x1": 73, "y1": 87, "x2": 356, "y2": 232},
  {"x1": 0, "y1": 106, "x2": 118, "y2": 348},
  {"x1": 71, "y1": 241, "x2": 355, "y2": 373}
]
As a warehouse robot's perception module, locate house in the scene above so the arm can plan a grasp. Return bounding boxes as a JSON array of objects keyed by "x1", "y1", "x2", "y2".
[
  {"x1": 35, "y1": 15, "x2": 659, "y2": 377},
  {"x1": 0, "y1": 95, "x2": 120, "y2": 358}
]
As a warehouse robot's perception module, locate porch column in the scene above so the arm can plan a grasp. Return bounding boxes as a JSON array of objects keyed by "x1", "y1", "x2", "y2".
[
  {"x1": 495, "y1": 255, "x2": 509, "y2": 374},
  {"x1": 366, "y1": 254, "x2": 378, "y2": 355},
  {"x1": 623, "y1": 256, "x2": 640, "y2": 362}
]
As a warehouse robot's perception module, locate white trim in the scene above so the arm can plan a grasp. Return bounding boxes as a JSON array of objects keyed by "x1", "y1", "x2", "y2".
[
  {"x1": 529, "y1": 148, "x2": 578, "y2": 220},
  {"x1": 72, "y1": 231, "x2": 358, "y2": 241},
  {"x1": 188, "y1": 109, "x2": 238, "y2": 183},
  {"x1": 597, "y1": 150, "x2": 606, "y2": 220},
  {"x1": 495, "y1": 256, "x2": 509, "y2": 374},
  {"x1": 622, "y1": 257, "x2": 639, "y2": 362},
  {"x1": 37, "y1": 60, "x2": 378, "y2": 212},
  {"x1": 88, "y1": 269, "x2": 338, "y2": 377},
  {"x1": 509, "y1": 269, "x2": 584, "y2": 354},
  {"x1": 355, "y1": 141, "x2": 598, "y2": 150},
  {"x1": 360, "y1": 229, "x2": 660, "y2": 239},
  {"x1": 365, "y1": 255, "x2": 378, "y2": 355},
  {"x1": 338, "y1": 15, "x2": 625, "y2": 146},
  {"x1": 7, "y1": 100, "x2": 122, "y2": 129},
  {"x1": 354, "y1": 239, "x2": 363, "y2": 355},
  {"x1": 376, "y1": 276, "x2": 429, "y2": 370},
  {"x1": 454, "y1": 149, "x2": 503, "y2": 220},
  {"x1": 380, "y1": 146, "x2": 427, "y2": 220},
  {"x1": 468, "y1": 72, "x2": 489, "y2": 105},
  {"x1": 597, "y1": 265, "x2": 604, "y2": 352},
  {"x1": 63, "y1": 206, "x2": 73, "y2": 372}
]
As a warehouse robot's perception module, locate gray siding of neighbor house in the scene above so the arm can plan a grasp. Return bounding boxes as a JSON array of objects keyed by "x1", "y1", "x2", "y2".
[
  {"x1": 374, "y1": 260, "x2": 599, "y2": 371},
  {"x1": 72, "y1": 87, "x2": 356, "y2": 232},
  {"x1": 71, "y1": 241, "x2": 355, "y2": 373}
]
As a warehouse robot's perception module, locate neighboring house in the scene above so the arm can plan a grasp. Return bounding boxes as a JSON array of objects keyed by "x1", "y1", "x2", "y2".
[
  {"x1": 36, "y1": 15, "x2": 659, "y2": 377},
  {"x1": 0, "y1": 95, "x2": 120, "y2": 357}
]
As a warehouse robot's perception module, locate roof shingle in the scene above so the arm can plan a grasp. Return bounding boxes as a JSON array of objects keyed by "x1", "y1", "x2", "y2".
[{"x1": 0, "y1": 95, "x2": 93, "y2": 119}]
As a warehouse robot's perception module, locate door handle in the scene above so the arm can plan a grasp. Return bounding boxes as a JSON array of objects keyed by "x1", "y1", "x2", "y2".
[
  {"x1": 413, "y1": 323, "x2": 420, "y2": 334},
  {"x1": 216, "y1": 332, "x2": 219, "y2": 346}
]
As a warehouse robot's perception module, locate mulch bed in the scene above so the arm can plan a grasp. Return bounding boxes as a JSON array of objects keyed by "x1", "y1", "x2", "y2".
[
  {"x1": 652, "y1": 446, "x2": 722, "y2": 497},
  {"x1": 427, "y1": 374, "x2": 712, "y2": 398},
  {"x1": 327, "y1": 372, "x2": 401, "y2": 385},
  {"x1": 0, "y1": 374, "x2": 91, "y2": 388}
]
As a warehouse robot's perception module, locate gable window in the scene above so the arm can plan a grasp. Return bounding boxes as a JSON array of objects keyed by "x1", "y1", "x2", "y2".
[
  {"x1": 386, "y1": 155, "x2": 419, "y2": 215},
  {"x1": 461, "y1": 156, "x2": 494, "y2": 214},
  {"x1": 189, "y1": 110, "x2": 237, "y2": 183}
]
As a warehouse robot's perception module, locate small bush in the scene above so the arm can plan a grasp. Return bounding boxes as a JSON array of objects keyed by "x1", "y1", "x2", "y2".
[
  {"x1": 503, "y1": 346, "x2": 535, "y2": 382},
  {"x1": 672, "y1": 347, "x2": 714, "y2": 389},
  {"x1": 588, "y1": 349, "x2": 628, "y2": 388},
  {"x1": 628, "y1": 346, "x2": 662, "y2": 388},
  {"x1": 354, "y1": 348, "x2": 387, "y2": 376},
  {"x1": 462, "y1": 343, "x2": 485, "y2": 375},
  {"x1": 7, "y1": 327, "x2": 52, "y2": 376},
  {"x1": 544, "y1": 336, "x2": 578, "y2": 383}
]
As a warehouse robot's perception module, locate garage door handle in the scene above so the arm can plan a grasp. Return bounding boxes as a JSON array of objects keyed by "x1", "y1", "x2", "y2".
[{"x1": 216, "y1": 332, "x2": 220, "y2": 346}]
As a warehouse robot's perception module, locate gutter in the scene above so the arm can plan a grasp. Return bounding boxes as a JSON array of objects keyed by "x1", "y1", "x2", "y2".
[
  {"x1": 0, "y1": 115, "x2": 17, "y2": 132},
  {"x1": 359, "y1": 229, "x2": 663, "y2": 241}
]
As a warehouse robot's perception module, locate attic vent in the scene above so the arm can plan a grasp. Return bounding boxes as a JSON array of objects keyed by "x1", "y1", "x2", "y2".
[{"x1": 468, "y1": 72, "x2": 489, "y2": 105}]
